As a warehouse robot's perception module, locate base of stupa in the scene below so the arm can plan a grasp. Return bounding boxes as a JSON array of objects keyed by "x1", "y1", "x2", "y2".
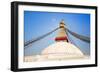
[{"x1": 24, "y1": 55, "x2": 89, "y2": 62}]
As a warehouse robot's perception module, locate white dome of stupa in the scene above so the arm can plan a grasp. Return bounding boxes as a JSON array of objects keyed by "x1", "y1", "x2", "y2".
[{"x1": 41, "y1": 41, "x2": 84, "y2": 60}]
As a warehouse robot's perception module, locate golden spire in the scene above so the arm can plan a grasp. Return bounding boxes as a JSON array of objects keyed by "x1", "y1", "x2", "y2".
[
  {"x1": 59, "y1": 19, "x2": 65, "y2": 28},
  {"x1": 55, "y1": 20, "x2": 68, "y2": 42}
]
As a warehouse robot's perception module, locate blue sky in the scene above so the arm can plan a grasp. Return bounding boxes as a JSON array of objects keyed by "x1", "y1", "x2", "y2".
[{"x1": 24, "y1": 11, "x2": 90, "y2": 56}]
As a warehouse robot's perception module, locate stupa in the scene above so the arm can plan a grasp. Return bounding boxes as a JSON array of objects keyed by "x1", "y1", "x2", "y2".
[
  {"x1": 24, "y1": 20, "x2": 85, "y2": 62},
  {"x1": 40, "y1": 20, "x2": 85, "y2": 61}
]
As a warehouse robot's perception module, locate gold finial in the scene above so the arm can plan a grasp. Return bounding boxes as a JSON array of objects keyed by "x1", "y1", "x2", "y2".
[
  {"x1": 60, "y1": 19, "x2": 65, "y2": 28},
  {"x1": 60, "y1": 19, "x2": 65, "y2": 24}
]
